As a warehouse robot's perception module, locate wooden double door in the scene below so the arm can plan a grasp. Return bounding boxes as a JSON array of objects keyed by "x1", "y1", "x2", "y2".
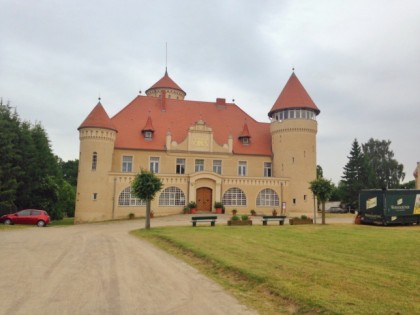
[{"x1": 196, "y1": 187, "x2": 212, "y2": 212}]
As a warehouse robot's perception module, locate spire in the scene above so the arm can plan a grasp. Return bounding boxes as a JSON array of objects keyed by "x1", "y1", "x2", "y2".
[
  {"x1": 238, "y1": 122, "x2": 251, "y2": 144},
  {"x1": 78, "y1": 102, "x2": 117, "y2": 131},
  {"x1": 142, "y1": 115, "x2": 154, "y2": 132},
  {"x1": 268, "y1": 72, "x2": 320, "y2": 117},
  {"x1": 145, "y1": 69, "x2": 186, "y2": 99}
]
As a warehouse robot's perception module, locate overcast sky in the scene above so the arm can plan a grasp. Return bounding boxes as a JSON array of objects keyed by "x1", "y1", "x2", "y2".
[{"x1": 1, "y1": 0, "x2": 419, "y2": 184}]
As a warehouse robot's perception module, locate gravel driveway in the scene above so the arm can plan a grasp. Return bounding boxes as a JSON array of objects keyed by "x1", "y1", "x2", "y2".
[{"x1": 0, "y1": 217, "x2": 257, "y2": 315}]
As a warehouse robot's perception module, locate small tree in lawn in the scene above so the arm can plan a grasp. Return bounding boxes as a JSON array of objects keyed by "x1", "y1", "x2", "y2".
[
  {"x1": 131, "y1": 169, "x2": 163, "y2": 229},
  {"x1": 310, "y1": 178, "x2": 334, "y2": 225}
]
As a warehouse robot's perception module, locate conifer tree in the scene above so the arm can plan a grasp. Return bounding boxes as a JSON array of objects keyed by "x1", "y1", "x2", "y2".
[{"x1": 341, "y1": 139, "x2": 368, "y2": 207}]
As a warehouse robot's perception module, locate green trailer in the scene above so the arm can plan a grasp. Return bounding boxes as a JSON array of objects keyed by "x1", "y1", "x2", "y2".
[{"x1": 359, "y1": 189, "x2": 420, "y2": 225}]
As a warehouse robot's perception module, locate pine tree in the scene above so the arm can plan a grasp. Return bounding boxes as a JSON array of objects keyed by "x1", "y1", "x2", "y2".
[{"x1": 341, "y1": 139, "x2": 368, "y2": 207}]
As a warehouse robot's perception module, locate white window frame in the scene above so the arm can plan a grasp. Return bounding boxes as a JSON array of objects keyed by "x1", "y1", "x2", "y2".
[
  {"x1": 264, "y1": 162, "x2": 272, "y2": 177},
  {"x1": 159, "y1": 187, "x2": 186, "y2": 206},
  {"x1": 222, "y1": 187, "x2": 246, "y2": 206},
  {"x1": 256, "y1": 188, "x2": 280, "y2": 207},
  {"x1": 122, "y1": 156, "x2": 133, "y2": 173},
  {"x1": 176, "y1": 158, "x2": 185, "y2": 174},
  {"x1": 238, "y1": 161, "x2": 247, "y2": 176},
  {"x1": 213, "y1": 160, "x2": 222, "y2": 174},
  {"x1": 195, "y1": 159, "x2": 204, "y2": 172},
  {"x1": 150, "y1": 157, "x2": 159, "y2": 173}
]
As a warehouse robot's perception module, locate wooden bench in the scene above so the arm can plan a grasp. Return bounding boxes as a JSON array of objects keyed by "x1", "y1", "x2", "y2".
[
  {"x1": 262, "y1": 215, "x2": 286, "y2": 225},
  {"x1": 191, "y1": 216, "x2": 217, "y2": 227}
]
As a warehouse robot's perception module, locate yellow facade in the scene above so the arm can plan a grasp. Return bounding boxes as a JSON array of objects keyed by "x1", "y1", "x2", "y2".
[{"x1": 75, "y1": 71, "x2": 319, "y2": 223}]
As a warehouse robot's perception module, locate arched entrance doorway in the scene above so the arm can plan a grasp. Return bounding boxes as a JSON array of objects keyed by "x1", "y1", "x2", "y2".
[{"x1": 196, "y1": 187, "x2": 212, "y2": 212}]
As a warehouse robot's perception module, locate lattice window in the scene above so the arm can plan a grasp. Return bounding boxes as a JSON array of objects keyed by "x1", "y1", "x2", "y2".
[
  {"x1": 256, "y1": 188, "x2": 280, "y2": 207},
  {"x1": 159, "y1": 187, "x2": 186, "y2": 206},
  {"x1": 222, "y1": 187, "x2": 246, "y2": 206},
  {"x1": 118, "y1": 187, "x2": 146, "y2": 206}
]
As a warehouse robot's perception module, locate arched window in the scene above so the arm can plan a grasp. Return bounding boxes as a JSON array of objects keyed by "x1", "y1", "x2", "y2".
[
  {"x1": 222, "y1": 187, "x2": 246, "y2": 206},
  {"x1": 91, "y1": 152, "x2": 97, "y2": 171},
  {"x1": 159, "y1": 187, "x2": 186, "y2": 206},
  {"x1": 118, "y1": 187, "x2": 146, "y2": 206},
  {"x1": 256, "y1": 188, "x2": 280, "y2": 207}
]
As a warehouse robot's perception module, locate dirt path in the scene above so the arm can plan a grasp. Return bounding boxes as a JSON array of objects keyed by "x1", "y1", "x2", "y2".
[{"x1": 0, "y1": 218, "x2": 257, "y2": 315}]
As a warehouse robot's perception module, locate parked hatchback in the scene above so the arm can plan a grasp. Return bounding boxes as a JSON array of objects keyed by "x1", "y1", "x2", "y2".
[{"x1": 0, "y1": 209, "x2": 50, "y2": 227}]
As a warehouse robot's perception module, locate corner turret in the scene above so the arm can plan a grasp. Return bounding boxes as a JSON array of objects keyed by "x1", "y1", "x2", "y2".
[
  {"x1": 75, "y1": 102, "x2": 117, "y2": 223},
  {"x1": 269, "y1": 72, "x2": 319, "y2": 214}
]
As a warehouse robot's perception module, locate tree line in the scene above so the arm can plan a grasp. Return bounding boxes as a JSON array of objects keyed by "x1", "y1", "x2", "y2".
[
  {"x1": 313, "y1": 138, "x2": 412, "y2": 212},
  {"x1": 0, "y1": 100, "x2": 78, "y2": 219}
]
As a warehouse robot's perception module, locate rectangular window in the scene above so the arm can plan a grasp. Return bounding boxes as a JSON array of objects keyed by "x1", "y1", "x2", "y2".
[
  {"x1": 238, "y1": 161, "x2": 247, "y2": 176},
  {"x1": 150, "y1": 157, "x2": 159, "y2": 173},
  {"x1": 176, "y1": 158, "x2": 185, "y2": 174},
  {"x1": 91, "y1": 152, "x2": 97, "y2": 171},
  {"x1": 264, "y1": 162, "x2": 272, "y2": 177},
  {"x1": 213, "y1": 160, "x2": 222, "y2": 174},
  {"x1": 195, "y1": 159, "x2": 204, "y2": 172},
  {"x1": 92, "y1": 193, "x2": 98, "y2": 201},
  {"x1": 122, "y1": 156, "x2": 133, "y2": 172}
]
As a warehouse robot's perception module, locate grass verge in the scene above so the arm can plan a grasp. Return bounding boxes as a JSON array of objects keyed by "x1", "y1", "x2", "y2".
[{"x1": 132, "y1": 224, "x2": 420, "y2": 315}]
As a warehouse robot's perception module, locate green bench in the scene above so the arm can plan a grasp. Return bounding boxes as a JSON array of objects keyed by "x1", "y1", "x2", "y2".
[
  {"x1": 191, "y1": 216, "x2": 217, "y2": 227},
  {"x1": 262, "y1": 215, "x2": 286, "y2": 225}
]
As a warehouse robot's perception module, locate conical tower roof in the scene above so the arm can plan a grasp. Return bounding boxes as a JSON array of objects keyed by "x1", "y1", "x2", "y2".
[
  {"x1": 78, "y1": 102, "x2": 117, "y2": 131},
  {"x1": 145, "y1": 69, "x2": 186, "y2": 96},
  {"x1": 268, "y1": 72, "x2": 320, "y2": 117}
]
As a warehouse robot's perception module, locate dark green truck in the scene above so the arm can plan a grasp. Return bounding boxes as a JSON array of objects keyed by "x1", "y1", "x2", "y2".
[{"x1": 359, "y1": 189, "x2": 420, "y2": 225}]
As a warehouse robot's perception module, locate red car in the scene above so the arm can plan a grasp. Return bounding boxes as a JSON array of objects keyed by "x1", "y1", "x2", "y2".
[{"x1": 0, "y1": 209, "x2": 50, "y2": 227}]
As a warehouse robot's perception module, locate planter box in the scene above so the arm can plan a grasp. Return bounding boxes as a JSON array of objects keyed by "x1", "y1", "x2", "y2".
[
  {"x1": 228, "y1": 220, "x2": 253, "y2": 226},
  {"x1": 289, "y1": 218, "x2": 313, "y2": 225}
]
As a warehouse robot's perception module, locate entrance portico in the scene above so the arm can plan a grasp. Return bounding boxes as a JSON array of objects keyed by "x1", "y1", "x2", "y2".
[{"x1": 189, "y1": 172, "x2": 222, "y2": 212}]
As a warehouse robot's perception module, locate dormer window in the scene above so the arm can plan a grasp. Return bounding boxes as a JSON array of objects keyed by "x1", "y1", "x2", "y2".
[
  {"x1": 142, "y1": 116, "x2": 155, "y2": 141},
  {"x1": 144, "y1": 130, "x2": 153, "y2": 140},
  {"x1": 240, "y1": 136, "x2": 250, "y2": 145},
  {"x1": 238, "y1": 122, "x2": 251, "y2": 145}
]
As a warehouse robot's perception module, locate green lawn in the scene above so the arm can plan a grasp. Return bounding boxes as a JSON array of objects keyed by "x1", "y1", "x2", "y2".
[{"x1": 133, "y1": 224, "x2": 420, "y2": 315}]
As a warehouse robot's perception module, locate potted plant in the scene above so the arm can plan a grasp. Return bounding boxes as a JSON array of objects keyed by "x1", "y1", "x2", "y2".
[
  {"x1": 250, "y1": 209, "x2": 256, "y2": 216},
  {"x1": 228, "y1": 214, "x2": 252, "y2": 226},
  {"x1": 289, "y1": 215, "x2": 313, "y2": 225},
  {"x1": 150, "y1": 210, "x2": 155, "y2": 218},
  {"x1": 183, "y1": 206, "x2": 189, "y2": 214},
  {"x1": 214, "y1": 201, "x2": 223, "y2": 214},
  {"x1": 272, "y1": 209, "x2": 278, "y2": 216},
  {"x1": 232, "y1": 209, "x2": 238, "y2": 215},
  {"x1": 188, "y1": 201, "x2": 197, "y2": 214}
]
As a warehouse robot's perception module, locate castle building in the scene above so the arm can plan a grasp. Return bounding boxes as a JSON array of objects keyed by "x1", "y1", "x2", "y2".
[{"x1": 75, "y1": 69, "x2": 320, "y2": 223}]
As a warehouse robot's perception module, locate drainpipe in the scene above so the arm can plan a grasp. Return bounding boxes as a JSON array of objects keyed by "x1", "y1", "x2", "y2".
[{"x1": 112, "y1": 177, "x2": 117, "y2": 220}]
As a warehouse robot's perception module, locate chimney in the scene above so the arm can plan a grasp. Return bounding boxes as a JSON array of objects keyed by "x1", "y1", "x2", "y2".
[
  {"x1": 216, "y1": 98, "x2": 226, "y2": 109},
  {"x1": 161, "y1": 90, "x2": 166, "y2": 112}
]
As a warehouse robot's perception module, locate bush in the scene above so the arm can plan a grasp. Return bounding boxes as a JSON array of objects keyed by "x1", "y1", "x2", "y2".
[
  {"x1": 241, "y1": 214, "x2": 249, "y2": 221},
  {"x1": 250, "y1": 209, "x2": 256, "y2": 215},
  {"x1": 301, "y1": 215, "x2": 308, "y2": 220},
  {"x1": 231, "y1": 215, "x2": 240, "y2": 221}
]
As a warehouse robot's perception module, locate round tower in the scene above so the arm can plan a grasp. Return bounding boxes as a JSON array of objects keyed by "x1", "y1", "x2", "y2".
[
  {"x1": 145, "y1": 68, "x2": 186, "y2": 100},
  {"x1": 75, "y1": 102, "x2": 117, "y2": 223},
  {"x1": 269, "y1": 72, "x2": 320, "y2": 214}
]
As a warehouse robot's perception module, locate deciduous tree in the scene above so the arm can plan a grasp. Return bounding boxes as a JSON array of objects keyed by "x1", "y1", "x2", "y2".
[{"x1": 131, "y1": 169, "x2": 163, "y2": 229}]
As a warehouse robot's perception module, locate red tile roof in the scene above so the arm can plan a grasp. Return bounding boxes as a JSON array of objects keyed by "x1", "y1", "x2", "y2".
[
  {"x1": 146, "y1": 69, "x2": 186, "y2": 95},
  {"x1": 268, "y1": 72, "x2": 320, "y2": 116},
  {"x1": 111, "y1": 96, "x2": 272, "y2": 156},
  {"x1": 78, "y1": 102, "x2": 117, "y2": 131},
  {"x1": 239, "y1": 122, "x2": 251, "y2": 138},
  {"x1": 142, "y1": 115, "x2": 154, "y2": 131}
]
